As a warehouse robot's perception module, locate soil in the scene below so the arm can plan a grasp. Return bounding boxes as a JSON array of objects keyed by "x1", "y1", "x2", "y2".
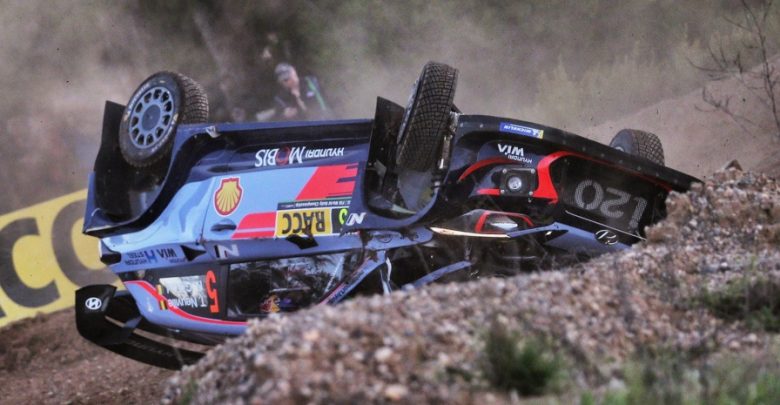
[{"x1": 0, "y1": 310, "x2": 171, "y2": 404}]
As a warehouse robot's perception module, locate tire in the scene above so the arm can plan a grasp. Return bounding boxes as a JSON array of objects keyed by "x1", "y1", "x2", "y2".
[
  {"x1": 119, "y1": 72, "x2": 209, "y2": 168},
  {"x1": 396, "y1": 62, "x2": 458, "y2": 171},
  {"x1": 609, "y1": 129, "x2": 665, "y2": 166}
]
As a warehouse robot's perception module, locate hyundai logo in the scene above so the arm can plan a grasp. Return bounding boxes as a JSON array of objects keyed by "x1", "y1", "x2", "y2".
[
  {"x1": 595, "y1": 229, "x2": 619, "y2": 245},
  {"x1": 85, "y1": 297, "x2": 103, "y2": 311}
]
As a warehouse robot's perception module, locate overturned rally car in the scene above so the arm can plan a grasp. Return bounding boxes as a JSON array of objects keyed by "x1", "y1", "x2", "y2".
[{"x1": 76, "y1": 62, "x2": 698, "y2": 369}]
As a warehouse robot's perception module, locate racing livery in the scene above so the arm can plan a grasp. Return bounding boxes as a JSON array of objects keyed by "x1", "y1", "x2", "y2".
[{"x1": 75, "y1": 63, "x2": 698, "y2": 369}]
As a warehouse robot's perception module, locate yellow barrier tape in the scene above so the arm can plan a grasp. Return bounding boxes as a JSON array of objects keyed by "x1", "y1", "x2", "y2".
[{"x1": 0, "y1": 190, "x2": 117, "y2": 327}]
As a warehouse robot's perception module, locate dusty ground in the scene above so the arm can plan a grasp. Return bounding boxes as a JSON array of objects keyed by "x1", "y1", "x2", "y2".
[
  {"x1": 576, "y1": 55, "x2": 780, "y2": 179},
  {"x1": 1, "y1": 62, "x2": 779, "y2": 403},
  {"x1": 0, "y1": 310, "x2": 172, "y2": 404}
]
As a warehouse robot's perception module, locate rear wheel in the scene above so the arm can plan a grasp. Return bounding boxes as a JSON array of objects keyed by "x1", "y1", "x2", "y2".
[
  {"x1": 119, "y1": 71, "x2": 209, "y2": 168},
  {"x1": 396, "y1": 62, "x2": 458, "y2": 171},
  {"x1": 609, "y1": 129, "x2": 665, "y2": 166}
]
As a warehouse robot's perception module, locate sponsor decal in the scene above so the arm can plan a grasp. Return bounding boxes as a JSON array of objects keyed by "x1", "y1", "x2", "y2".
[
  {"x1": 159, "y1": 275, "x2": 210, "y2": 310},
  {"x1": 277, "y1": 197, "x2": 351, "y2": 210},
  {"x1": 345, "y1": 212, "x2": 366, "y2": 226},
  {"x1": 496, "y1": 143, "x2": 533, "y2": 165},
  {"x1": 84, "y1": 297, "x2": 102, "y2": 311},
  {"x1": 214, "y1": 177, "x2": 243, "y2": 216},
  {"x1": 215, "y1": 244, "x2": 240, "y2": 259},
  {"x1": 123, "y1": 247, "x2": 185, "y2": 266},
  {"x1": 595, "y1": 229, "x2": 619, "y2": 245},
  {"x1": 0, "y1": 190, "x2": 117, "y2": 328},
  {"x1": 275, "y1": 208, "x2": 333, "y2": 237},
  {"x1": 337, "y1": 208, "x2": 349, "y2": 226},
  {"x1": 260, "y1": 294, "x2": 280, "y2": 313},
  {"x1": 499, "y1": 122, "x2": 544, "y2": 139},
  {"x1": 254, "y1": 146, "x2": 345, "y2": 167},
  {"x1": 232, "y1": 198, "x2": 351, "y2": 239}
]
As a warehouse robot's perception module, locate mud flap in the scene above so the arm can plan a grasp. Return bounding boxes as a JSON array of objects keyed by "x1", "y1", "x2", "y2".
[{"x1": 75, "y1": 285, "x2": 206, "y2": 370}]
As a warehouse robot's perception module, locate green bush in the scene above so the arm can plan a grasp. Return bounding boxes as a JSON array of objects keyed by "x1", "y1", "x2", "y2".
[
  {"x1": 698, "y1": 276, "x2": 780, "y2": 332},
  {"x1": 582, "y1": 351, "x2": 780, "y2": 405},
  {"x1": 482, "y1": 323, "x2": 562, "y2": 396}
]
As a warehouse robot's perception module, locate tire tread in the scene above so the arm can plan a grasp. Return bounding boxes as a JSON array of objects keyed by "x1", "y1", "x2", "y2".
[{"x1": 397, "y1": 62, "x2": 458, "y2": 171}]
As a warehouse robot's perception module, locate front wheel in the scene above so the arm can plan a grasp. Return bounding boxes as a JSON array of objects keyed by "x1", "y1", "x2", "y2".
[
  {"x1": 609, "y1": 129, "x2": 665, "y2": 166},
  {"x1": 118, "y1": 71, "x2": 209, "y2": 168}
]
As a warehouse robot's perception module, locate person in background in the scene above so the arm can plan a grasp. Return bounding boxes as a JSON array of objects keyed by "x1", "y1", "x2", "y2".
[{"x1": 272, "y1": 62, "x2": 330, "y2": 121}]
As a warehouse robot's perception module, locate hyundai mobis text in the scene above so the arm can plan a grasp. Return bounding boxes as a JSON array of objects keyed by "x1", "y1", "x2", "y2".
[{"x1": 76, "y1": 63, "x2": 698, "y2": 369}]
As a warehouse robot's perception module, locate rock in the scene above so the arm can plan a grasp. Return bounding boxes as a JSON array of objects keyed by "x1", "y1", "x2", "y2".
[
  {"x1": 383, "y1": 384, "x2": 409, "y2": 401},
  {"x1": 374, "y1": 347, "x2": 393, "y2": 363}
]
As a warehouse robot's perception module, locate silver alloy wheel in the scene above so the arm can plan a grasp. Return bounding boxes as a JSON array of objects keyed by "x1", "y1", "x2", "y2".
[{"x1": 128, "y1": 86, "x2": 175, "y2": 149}]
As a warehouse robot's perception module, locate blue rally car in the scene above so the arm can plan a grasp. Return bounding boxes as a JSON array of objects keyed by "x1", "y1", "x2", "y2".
[{"x1": 75, "y1": 62, "x2": 698, "y2": 369}]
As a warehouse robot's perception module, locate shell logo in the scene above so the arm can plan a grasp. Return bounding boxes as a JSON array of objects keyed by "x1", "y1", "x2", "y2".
[{"x1": 214, "y1": 177, "x2": 243, "y2": 216}]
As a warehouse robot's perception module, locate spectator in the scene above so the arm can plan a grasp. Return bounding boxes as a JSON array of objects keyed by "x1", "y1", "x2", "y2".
[{"x1": 273, "y1": 63, "x2": 330, "y2": 121}]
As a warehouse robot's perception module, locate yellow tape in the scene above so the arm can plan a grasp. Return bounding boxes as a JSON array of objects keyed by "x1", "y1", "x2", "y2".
[{"x1": 0, "y1": 190, "x2": 117, "y2": 327}]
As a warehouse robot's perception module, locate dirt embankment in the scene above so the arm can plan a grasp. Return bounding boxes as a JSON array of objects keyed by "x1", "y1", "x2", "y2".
[
  {"x1": 0, "y1": 310, "x2": 172, "y2": 404},
  {"x1": 158, "y1": 168, "x2": 779, "y2": 404}
]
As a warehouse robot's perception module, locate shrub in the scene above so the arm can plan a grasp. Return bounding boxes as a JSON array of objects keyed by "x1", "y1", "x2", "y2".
[
  {"x1": 698, "y1": 276, "x2": 780, "y2": 332},
  {"x1": 582, "y1": 351, "x2": 780, "y2": 405},
  {"x1": 482, "y1": 323, "x2": 562, "y2": 396}
]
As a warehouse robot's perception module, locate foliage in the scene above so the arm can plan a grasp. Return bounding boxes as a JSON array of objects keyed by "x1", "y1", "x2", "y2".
[
  {"x1": 176, "y1": 379, "x2": 198, "y2": 405},
  {"x1": 481, "y1": 323, "x2": 563, "y2": 396},
  {"x1": 696, "y1": 0, "x2": 780, "y2": 139},
  {"x1": 697, "y1": 275, "x2": 780, "y2": 332},
  {"x1": 582, "y1": 351, "x2": 780, "y2": 405}
]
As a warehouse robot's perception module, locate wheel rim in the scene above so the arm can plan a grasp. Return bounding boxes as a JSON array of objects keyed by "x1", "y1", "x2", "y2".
[{"x1": 128, "y1": 85, "x2": 175, "y2": 149}]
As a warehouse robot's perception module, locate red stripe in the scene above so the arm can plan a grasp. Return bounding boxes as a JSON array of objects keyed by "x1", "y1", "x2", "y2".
[
  {"x1": 475, "y1": 211, "x2": 490, "y2": 232},
  {"x1": 296, "y1": 164, "x2": 358, "y2": 201},
  {"x1": 233, "y1": 212, "x2": 276, "y2": 239},
  {"x1": 237, "y1": 212, "x2": 275, "y2": 229},
  {"x1": 232, "y1": 230, "x2": 275, "y2": 239},
  {"x1": 534, "y1": 151, "x2": 569, "y2": 203},
  {"x1": 458, "y1": 157, "x2": 515, "y2": 182},
  {"x1": 477, "y1": 188, "x2": 501, "y2": 196},
  {"x1": 125, "y1": 280, "x2": 246, "y2": 326}
]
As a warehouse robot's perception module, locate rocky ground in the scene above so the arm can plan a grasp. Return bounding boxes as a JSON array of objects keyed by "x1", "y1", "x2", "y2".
[{"x1": 160, "y1": 168, "x2": 780, "y2": 404}]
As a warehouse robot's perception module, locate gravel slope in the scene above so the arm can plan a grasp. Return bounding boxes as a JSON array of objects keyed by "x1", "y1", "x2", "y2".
[{"x1": 163, "y1": 169, "x2": 780, "y2": 404}]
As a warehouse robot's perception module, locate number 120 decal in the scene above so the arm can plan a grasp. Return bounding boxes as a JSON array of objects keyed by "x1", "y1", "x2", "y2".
[{"x1": 573, "y1": 180, "x2": 648, "y2": 230}]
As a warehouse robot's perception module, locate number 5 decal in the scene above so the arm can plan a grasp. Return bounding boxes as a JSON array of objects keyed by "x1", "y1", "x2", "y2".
[{"x1": 206, "y1": 270, "x2": 219, "y2": 313}]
